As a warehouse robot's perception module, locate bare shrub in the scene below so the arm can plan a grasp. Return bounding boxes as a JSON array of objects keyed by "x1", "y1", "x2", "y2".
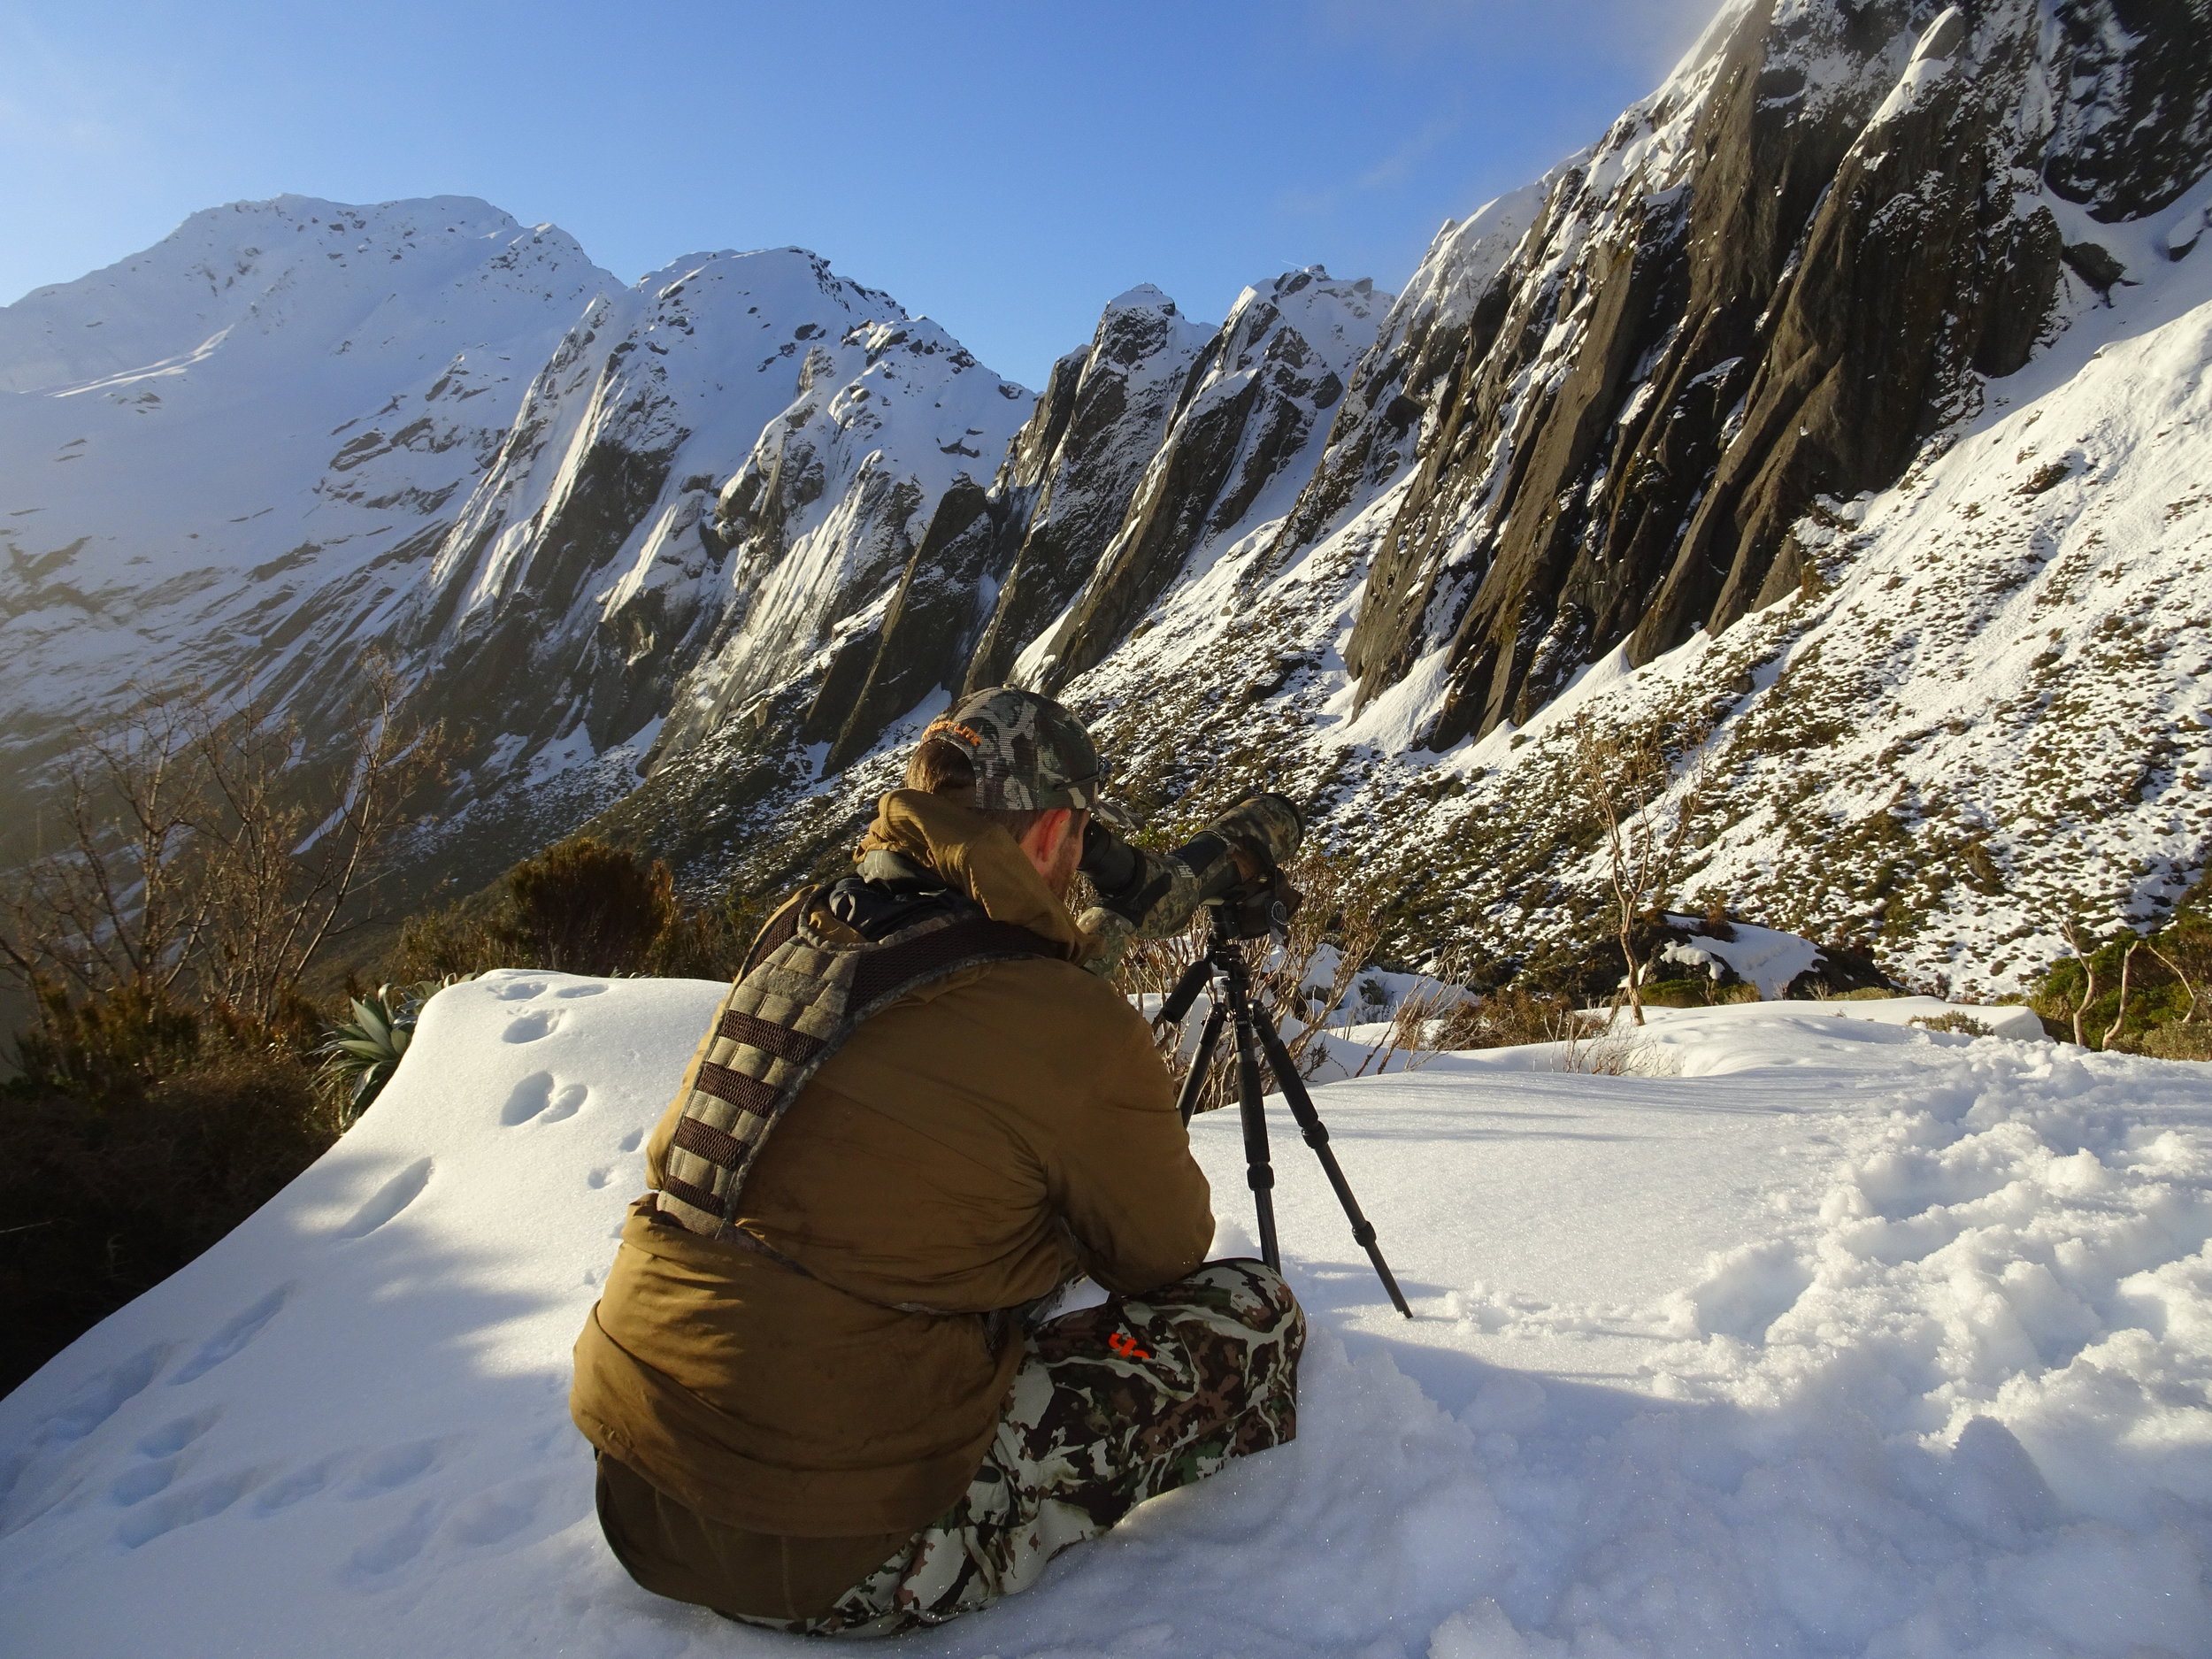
[
  {"x1": 1554, "y1": 1017, "x2": 1681, "y2": 1076},
  {"x1": 1, "y1": 675, "x2": 442, "y2": 1070},
  {"x1": 1909, "y1": 1010, "x2": 1995, "y2": 1037},
  {"x1": 1443, "y1": 986, "x2": 1577, "y2": 1049},
  {"x1": 0, "y1": 678, "x2": 438, "y2": 1388},
  {"x1": 2140, "y1": 1023, "x2": 2212, "y2": 1062},
  {"x1": 1351, "y1": 979, "x2": 1463, "y2": 1077},
  {"x1": 1563, "y1": 712, "x2": 1709, "y2": 1026}
]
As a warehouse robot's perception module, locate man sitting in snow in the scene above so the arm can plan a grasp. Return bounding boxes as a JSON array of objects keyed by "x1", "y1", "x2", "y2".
[{"x1": 571, "y1": 686, "x2": 1305, "y2": 1636}]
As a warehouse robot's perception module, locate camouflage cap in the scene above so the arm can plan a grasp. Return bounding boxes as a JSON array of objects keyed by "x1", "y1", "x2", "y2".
[{"x1": 921, "y1": 687, "x2": 1121, "y2": 819}]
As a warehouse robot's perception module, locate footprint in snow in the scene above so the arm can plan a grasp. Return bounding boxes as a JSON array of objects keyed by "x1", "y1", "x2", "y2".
[
  {"x1": 344, "y1": 1438, "x2": 443, "y2": 1499},
  {"x1": 108, "y1": 1456, "x2": 183, "y2": 1507},
  {"x1": 254, "y1": 1455, "x2": 339, "y2": 1516},
  {"x1": 136, "y1": 1409, "x2": 221, "y2": 1458},
  {"x1": 170, "y1": 1284, "x2": 295, "y2": 1385},
  {"x1": 503, "y1": 1072, "x2": 555, "y2": 1125},
  {"x1": 441, "y1": 1477, "x2": 549, "y2": 1549},
  {"x1": 335, "y1": 1159, "x2": 433, "y2": 1239},
  {"x1": 346, "y1": 1497, "x2": 440, "y2": 1580},
  {"x1": 503, "y1": 1073, "x2": 587, "y2": 1125},
  {"x1": 617, "y1": 1127, "x2": 644, "y2": 1153},
  {"x1": 554, "y1": 983, "x2": 607, "y2": 998},
  {"x1": 503, "y1": 1008, "x2": 562, "y2": 1043},
  {"x1": 32, "y1": 1344, "x2": 167, "y2": 1446},
  {"x1": 587, "y1": 1167, "x2": 613, "y2": 1189},
  {"x1": 493, "y1": 979, "x2": 546, "y2": 1002},
  {"x1": 114, "y1": 1466, "x2": 260, "y2": 1548}
]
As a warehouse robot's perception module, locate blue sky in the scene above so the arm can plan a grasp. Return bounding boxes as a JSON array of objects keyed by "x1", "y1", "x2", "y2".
[{"x1": 1, "y1": 0, "x2": 1717, "y2": 388}]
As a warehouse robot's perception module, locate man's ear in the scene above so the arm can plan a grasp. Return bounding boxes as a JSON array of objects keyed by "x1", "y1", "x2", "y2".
[{"x1": 1018, "y1": 808, "x2": 1073, "y2": 873}]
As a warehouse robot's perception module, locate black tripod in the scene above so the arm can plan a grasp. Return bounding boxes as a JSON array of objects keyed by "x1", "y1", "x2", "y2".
[{"x1": 1162, "y1": 909, "x2": 1413, "y2": 1318}]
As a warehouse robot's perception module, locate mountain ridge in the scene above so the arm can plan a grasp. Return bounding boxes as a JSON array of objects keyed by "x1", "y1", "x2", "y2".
[{"x1": 4, "y1": 0, "x2": 2209, "y2": 995}]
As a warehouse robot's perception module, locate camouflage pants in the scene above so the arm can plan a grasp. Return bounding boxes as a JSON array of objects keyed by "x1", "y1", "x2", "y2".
[{"x1": 738, "y1": 1257, "x2": 1303, "y2": 1639}]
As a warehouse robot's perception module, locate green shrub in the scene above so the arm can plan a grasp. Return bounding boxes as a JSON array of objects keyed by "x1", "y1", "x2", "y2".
[
  {"x1": 388, "y1": 839, "x2": 760, "y2": 984},
  {"x1": 317, "y1": 981, "x2": 451, "y2": 1120},
  {"x1": 508, "y1": 837, "x2": 673, "y2": 975},
  {"x1": 2026, "y1": 897, "x2": 2209, "y2": 1054},
  {"x1": 0, "y1": 1048, "x2": 337, "y2": 1394}
]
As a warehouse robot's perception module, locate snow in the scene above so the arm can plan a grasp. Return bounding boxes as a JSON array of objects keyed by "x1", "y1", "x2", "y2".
[
  {"x1": 6, "y1": 972, "x2": 2209, "y2": 1656},
  {"x1": 1077, "y1": 144, "x2": 2212, "y2": 1002},
  {"x1": 0, "y1": 196, "x2": 617, "y2": 748},
  {"x1": 1655, "y1": 917, "x2": 1824, "y2": 1001}
]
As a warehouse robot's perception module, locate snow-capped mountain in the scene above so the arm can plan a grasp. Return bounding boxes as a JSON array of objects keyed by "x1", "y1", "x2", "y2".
[
  {"x1": 561, "y1": 0, "x2": 2211, "y2": 998},
  {"x1": 0, "y1": 196, "x2": 615, "y2": 802},
  {"x1": 4, "y1": 0, "x2": 2209, "y2": 994},
  {"x1": 0, "y1": 204, "x2": 1033, "y2": 894}
]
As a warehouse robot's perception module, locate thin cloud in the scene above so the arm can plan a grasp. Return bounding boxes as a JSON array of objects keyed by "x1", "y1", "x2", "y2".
[
  {"x1": 1304, "y1": 0, "x2": 1722, "y2": 87},
  {"x1": 1281, "y1": 111, "x2": 1465, "y2": 219}
]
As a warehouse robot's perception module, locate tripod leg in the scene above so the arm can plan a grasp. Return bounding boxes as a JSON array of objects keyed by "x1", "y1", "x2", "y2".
[
  {"x1": 1175, "y1": 1000, "x2": 1228, "y2": 1127},
  {"x1": 1230, "y1": 1000, "x2": 1280, "y2": 1273},
  {"x1": 1251, "y1": 1012, "x2": 1414, "y2": 1318}
]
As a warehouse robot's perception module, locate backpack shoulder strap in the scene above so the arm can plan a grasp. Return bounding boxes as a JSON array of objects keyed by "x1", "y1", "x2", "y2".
[{"x1": 653, "y1": 901, "x2": 1058, "y2": 1238}]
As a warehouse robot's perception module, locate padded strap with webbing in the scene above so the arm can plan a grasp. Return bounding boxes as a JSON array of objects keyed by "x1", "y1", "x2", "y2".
[{"x1": 653, "y1": 890, "x2": 1059, "y2": 1239}]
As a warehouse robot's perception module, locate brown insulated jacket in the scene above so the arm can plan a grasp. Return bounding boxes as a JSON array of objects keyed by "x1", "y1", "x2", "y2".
[{"x1": 570, "y1": 791, "x2": 1215, "y2": 1609}]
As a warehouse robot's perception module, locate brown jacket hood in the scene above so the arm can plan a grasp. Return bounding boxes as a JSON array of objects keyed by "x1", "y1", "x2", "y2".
[{"x1": 859, "y1": 789, "x2": 1094, "y2": 964}]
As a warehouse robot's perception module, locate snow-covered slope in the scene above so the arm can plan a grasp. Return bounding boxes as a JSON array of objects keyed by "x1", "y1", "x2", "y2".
[
  {"x1": 0, "y1": 196, "x2": 616, "y2": 793},
  {"x1": 1121, "y1": 168, "x2": 2212, "y2": 998},
  {"x1": 0, "y1": 199, "x2": 1033, "y2": 895},
  {"x1": 994, "y1": 0, "x2": 2212, "y2": 995},
  {"x1": 7, "y1": 0, "x2": 2211, "y2": 995},
  {"x1": 4, "y1": 976, "x2": 2208, "y2": 1656}
]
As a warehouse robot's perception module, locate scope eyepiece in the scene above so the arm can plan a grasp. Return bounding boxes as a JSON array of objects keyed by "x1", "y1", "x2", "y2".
[{"x1": 1078, "y1": 816, "x2": 1141, "y2": 898}]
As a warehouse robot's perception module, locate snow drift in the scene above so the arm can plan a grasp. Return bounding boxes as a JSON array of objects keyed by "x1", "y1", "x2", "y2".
[{"x1": 3, "y1": 975, "x2": 2208, "y2": 1656}]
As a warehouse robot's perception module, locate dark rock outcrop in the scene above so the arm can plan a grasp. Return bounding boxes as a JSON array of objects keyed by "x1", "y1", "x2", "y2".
[
  {"x1": 963, "y1": 287, "x2": 1213, "y2": 695},
  {"x1": 1333, "y1": 0, "x2": 2212, "y2": 748},
  {"x1": 1022, "y1": 269, "x2": 1388, "y2": 693}
]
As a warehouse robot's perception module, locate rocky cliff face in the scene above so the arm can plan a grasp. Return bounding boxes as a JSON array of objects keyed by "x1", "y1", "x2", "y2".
[
  {"x1": 567, "y1": 267, "x2": 1389, "y2": 886},
  {"x1": 1337, "y1": 0, "x2": 2212, "y2": 749},
  {"x1": 1016, "y1": 268, "x2": 1388, "y2": 693},
  {"x1": 7, "y1": 0, "x2": 2209, "y2": 991}
]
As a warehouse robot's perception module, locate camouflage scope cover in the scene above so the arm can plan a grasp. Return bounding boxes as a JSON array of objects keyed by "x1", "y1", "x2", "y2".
[{"x1": 1076, "y1": 793, "x2": 1305, "y2": 976}]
